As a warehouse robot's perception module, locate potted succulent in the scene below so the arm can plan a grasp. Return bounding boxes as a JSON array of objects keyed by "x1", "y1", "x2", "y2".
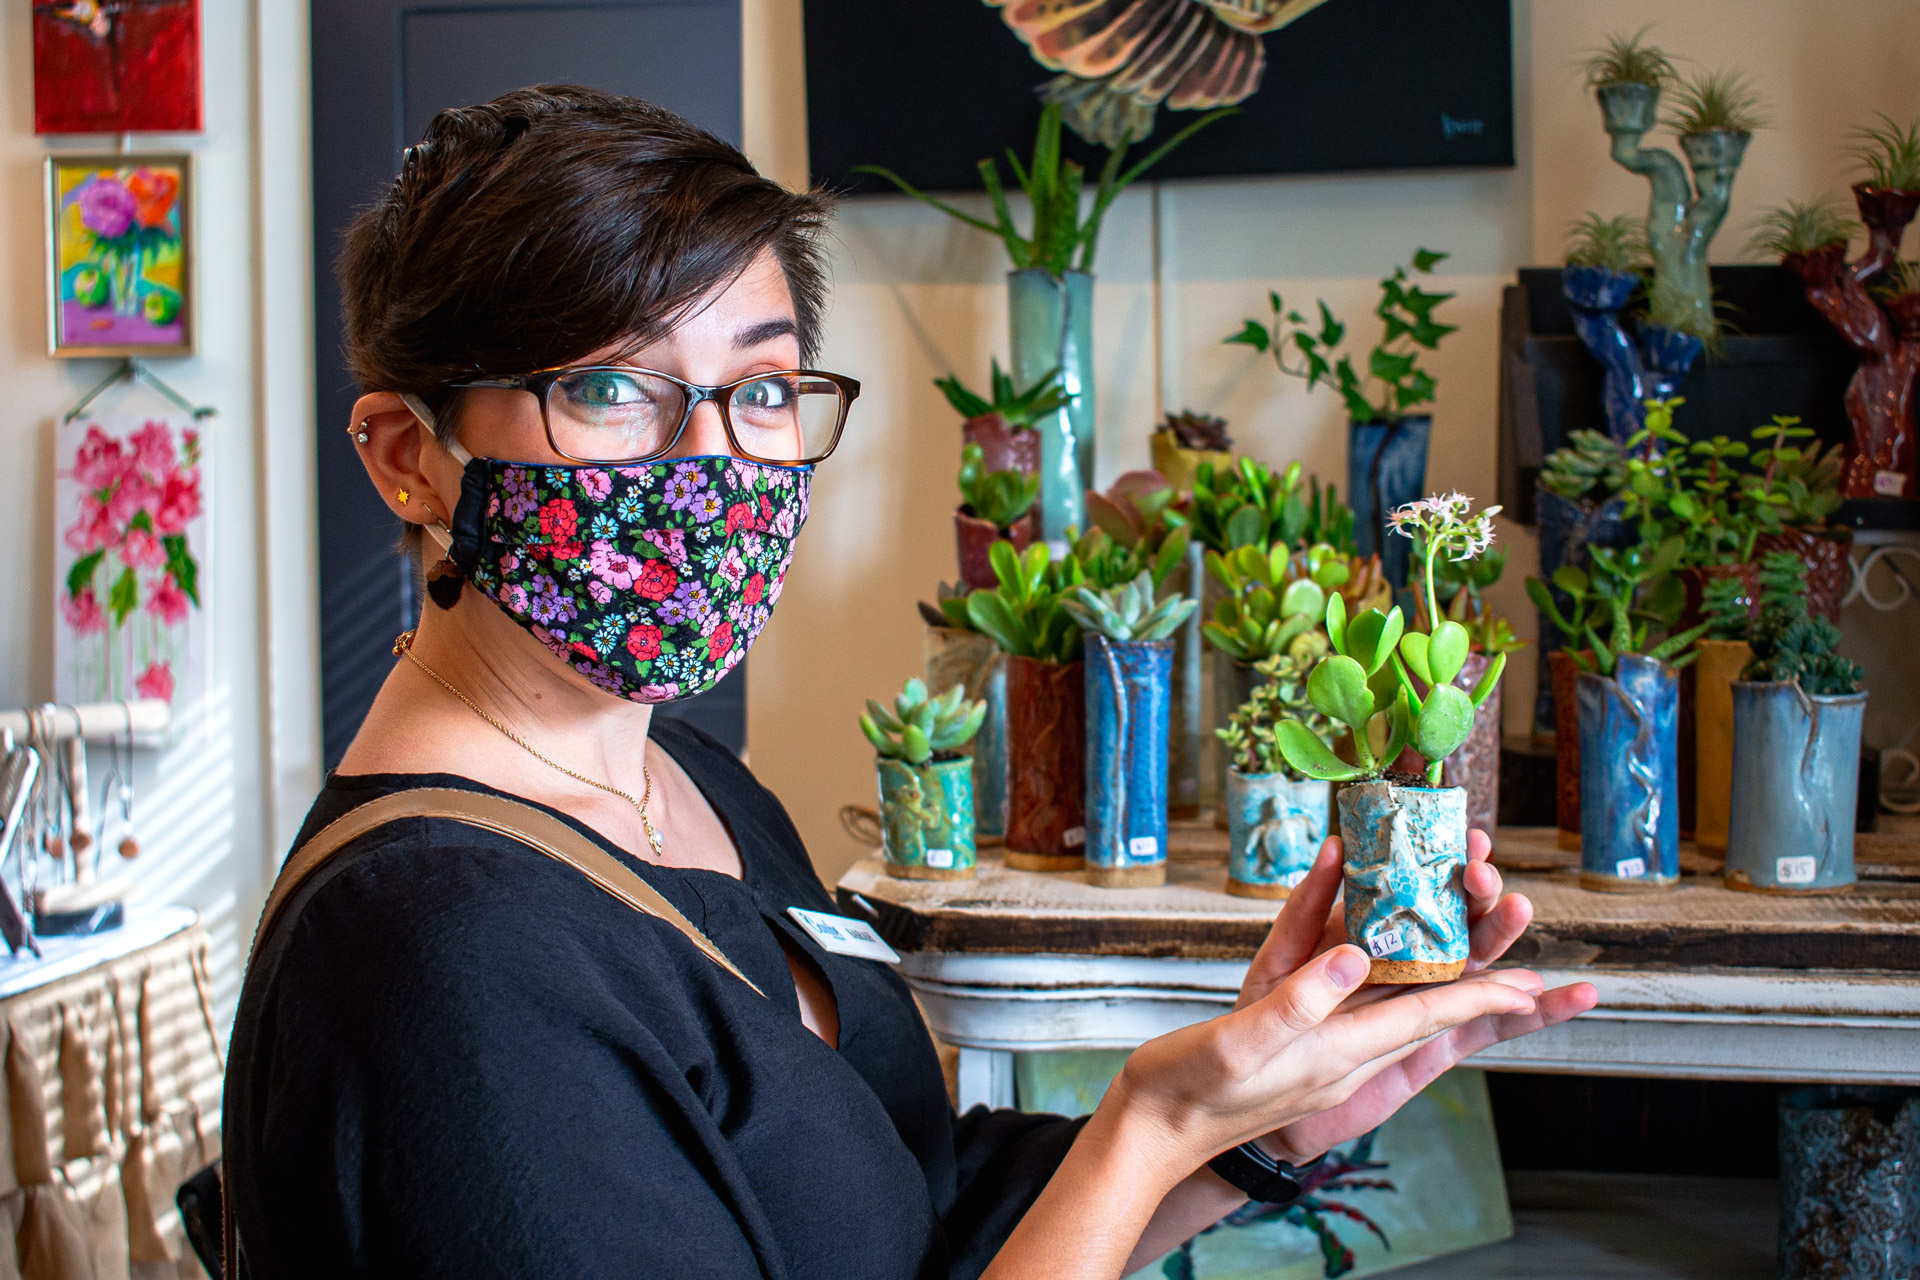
[
  {"x1": 1531, "y1": 539, "x2": 1707, "y2": 891},
  {"x1": 1743, "y1": 414, "x2": 1849, "y2": 622},
  {"x1": 1272, "y1": 495, "x2": 1508, "y2": 984},
  {"x1": 859, "y1": 678, "x2": 988, "y2": 880},
  {"x1": 860, "y1": 102, "x2": 1228, "y2": 541},
  {"x1": 1150, "y1": 409, "x2": 1234, "y2": 494},
  {"x1": 1227, "y1": 253, "x2": 1457, "y2": 590},
  {"x1": 965, "y1": 541, "x2": 1089, "y2": 870},
  {"x1": 1726, "y1": 554, "x2": 1867, "y2": 893},
  {"x1": 1691, "y1": 575, "x2": 1756, "y2": 858},
  {"x1": 935, "y1": 360, "x2": 1068, "y2": 478},
  {"x1": 1062, "y1": 571, "x2": 1198, "y2": 887},
  {"x1": 919, "y1": 585, "x2": 1011, "y2": 844},
  {"x1": 954, "y1": 442, "x2": 1040, "y2": 591},
  {"x1": 1217, "y1": 653, "x2": 1334, "y2": 899}
]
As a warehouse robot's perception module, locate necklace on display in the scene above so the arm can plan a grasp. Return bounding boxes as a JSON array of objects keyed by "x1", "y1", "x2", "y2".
[{"x1": 392, "y1": 631, "x2": 666, "y2": 859}]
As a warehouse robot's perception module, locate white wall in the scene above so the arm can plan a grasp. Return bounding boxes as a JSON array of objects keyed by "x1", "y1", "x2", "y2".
[
  {"x1": 0, "y1": 0, "x2": 318, "y2": 1021},
  {"x1": 743, "y1": 0, "x2": 1920, "y2": 884}
]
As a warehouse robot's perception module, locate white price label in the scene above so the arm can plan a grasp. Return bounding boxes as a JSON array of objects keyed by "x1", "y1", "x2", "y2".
[
  {"x1": 1282, "y1": 869, "x2": 1310, "y2": 889},
  {"x1": 1776, "y1": 855, "x2": 1818, "y2": 885},
  {"x1": 1615, "y1": 857, "x2": 1647, "y2": 878},
  {"x1": 1874, "y1": 469, "x2": 1907, "y2": 497},
  {"x1": 924, "y1": 847, "x2": 953, "y2": 869},
  {"x1": 1063, "y1": 826, "x2": 1086, "y2": 848},
  {"x1": 786, "y1": 908, "x2": 901, "y2": 963},
  {"x1": 1128, "y1": 835, "x2": 1159, "y2": 859},
  {"x1": 1366, "y1": 928, "x2": 1405, "y2": 958}
]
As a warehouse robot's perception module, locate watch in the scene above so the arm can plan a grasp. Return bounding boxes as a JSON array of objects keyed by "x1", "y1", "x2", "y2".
[{"x1": 1206, "y1": 1143, "x2": 1326, "y2": 1205}]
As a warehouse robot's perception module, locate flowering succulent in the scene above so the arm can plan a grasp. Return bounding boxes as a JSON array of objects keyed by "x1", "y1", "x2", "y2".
[
  {"x1": 1274, "y1": 495, "x2": 1508, "y2": 786},
  {"x1": 1062, "y1": 570, "x2": 1197, "y2": 643},
  {"x1": 860, "y1": 677, "x2": 986, "y2": 764}
]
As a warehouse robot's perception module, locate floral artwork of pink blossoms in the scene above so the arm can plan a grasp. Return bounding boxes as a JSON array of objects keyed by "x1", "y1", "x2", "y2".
[{"x1": 55, "y1": 414, "x2": 206, "y2": 710}]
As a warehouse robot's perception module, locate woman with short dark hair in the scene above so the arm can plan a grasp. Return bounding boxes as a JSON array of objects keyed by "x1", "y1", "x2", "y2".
[{"x1": 223, "y1": 85, "x2": 1592, "y2": 1279}]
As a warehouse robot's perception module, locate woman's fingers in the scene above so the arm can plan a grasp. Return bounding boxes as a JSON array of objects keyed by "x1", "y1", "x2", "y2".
[
  {"x1": 1312, "y1": 970, "x2": 1541, "y2": 1069},
  {"x1": 1247, "y1": 943, "x2": 1371, "y2": 1034},
  {"x1": 1466, "y1": 891, "x2": 1534, "y2": 972}
]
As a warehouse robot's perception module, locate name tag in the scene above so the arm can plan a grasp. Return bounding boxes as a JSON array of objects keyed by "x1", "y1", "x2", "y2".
[{"x1": 786, "y1": 907, "x2": 901, "y2": 963}]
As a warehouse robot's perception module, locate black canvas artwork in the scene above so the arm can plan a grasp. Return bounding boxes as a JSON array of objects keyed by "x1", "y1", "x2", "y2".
[{"x1": 805, "y1": 0, "x2": 1513, "y2": 194}]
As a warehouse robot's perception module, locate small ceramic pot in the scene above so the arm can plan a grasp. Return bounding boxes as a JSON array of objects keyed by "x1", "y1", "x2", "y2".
[
  {"x1": 1576, "y1": 655, "x2": 1680, "y2": 892},
  {"x1": 954, "y1": 509, "x2": 1034, "y2": 592},
  {"x1": 1441, "y1": 653, "x2": 1500, "y2": 839},
  {"x1": 961, "y1": 412, "x2": 1039, "y2": 477},
  {"x1": 1084, "y1": 636, "x2": 1172, "y2": 888},
  {"x1": 1339, "y1": 780, "x2": 1470, "y2": 984},
  {"x1": 1691, "y1": 639, "x2": 1752, "y2": 856},
  {"x1": 925, "y1": 625, "x2": 1008, "y2": 842},
  {"x1": 1549, "y1": 649, "x2": 1584, "y2": 850},
  {"x1": 1166, "y1": 540, "x2": 1205, "y2": 820},
  {"x1": 1726, "y1": 681, "x2": 1867, "y2": 893},
  {"x1": 1212, "y1": 656, "x2": 1264, "y2": 830},
  {"x1": 1597, "y1": 81, "x2": 1659, "y2": 134},
  {"x1": 876, "y1": 755, "x2": 976, "y2": 880},
  {"x1": 1004, "y1": 655, "x2": 1087, "y2": 870},
  {"x1": 1149, "y1": 430, "x2": 1231, "y2": 495},
  {"x1": 1009, "y1": 267, "x2": 1094, "y2": 542},
  {"x1": 1349, "y1": 415, "x2": 1431, "y2": 594},
  {"x1": 1226, "y1": 770, "x2": 1330, "y2": 899},
  {"x1": 1776, "y1": 1086, "x2": 1919, "y2": 1277}
]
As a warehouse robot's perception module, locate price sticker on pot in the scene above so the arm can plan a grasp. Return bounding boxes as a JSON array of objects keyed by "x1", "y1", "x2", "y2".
[
  {"x1": 1128, "y1": 836, "x2": 1158, "y2": 859},
  {"x1": 1776, "y1": 855, "x2": 1818, "y2": 885},
  {"x1": 1063, "y1": 826, "x2": 1086, "y2": 848},
  {"x1": 1366, "y1": 928, "x2": 1405, "y2": 958},
  {"x1": 1875, "y1": 469, "x2": 1908, "y2": 497},
  {"x1": 1615, "y1": 857, "x2": 1647, "y2": 878},
  {"x1": 925, "y1": 848, "x2": 954, "y2": 869}
]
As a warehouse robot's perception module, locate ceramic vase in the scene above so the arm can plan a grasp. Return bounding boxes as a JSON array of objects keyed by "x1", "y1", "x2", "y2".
[
  {"x1": 1084, "y1": 636, "x2": 1172, "y2": 888},
  {"x1": 1212, "y1": 656, "x2": 1265, "y2": 830},
  {"x1": 1635, "y1": 323, "x2": 1705, "y2": 403},
  {"x1": 876, "y1": 756, "x2": 976, "y2": 880},
  {"x1": 1725, "y1": 682, "x2": 1867, "y2": 894},
  {"x1": 1339, "y1": 780, "x2": 1469, "y2": 983},
  {"x1": 961, "y1": 412, "x2": 1040, "y2": 477},
  {"x1": 1561, "y1": 264, "x2": 1648, "y2": 443},
  {"x1": 1575, "y1": 655, "x2": 1680, "y2": 892},
  {"x1": 1150, "y1": 430, "x2": 1231, "y2": 495},
  {"x1": 1549, "y1": 649, "x2": 1583, "y2": 850},
  {"x1": 1349, "y1": 415, "x2": 1431, "y2": 594},
  {"x1": 924, "y1": 625, "x2": 1008, "y2": 842},
  {"x1": 1690, "y1": 639, "x2": 1752, "y2": 856},
  {"x1": 1197, "y1": 571, "x2": 1229, "y2": 814},
  {"x1": 1776, "y1": 1086, "x2": 1919, "y2": 1278},
  {"x1": 1008, "y1": 268, "x2": 1094, "y2": 544},
  {"x1": 1226, "y1": 771, "x2": 1330, "y2": 899},
  {"x1": 1532, "y1": 491, "x2": 1628, "y2": 738},
  {"x1": 1166, "y1": 540, "x2": 1205, "y2": 820},
  {"x1": 954, "y1": 510, "x2": 1034, "y2": 591},
  {"x1": 1004, "y1": 655, "x2": 1087, "y2": 870}
]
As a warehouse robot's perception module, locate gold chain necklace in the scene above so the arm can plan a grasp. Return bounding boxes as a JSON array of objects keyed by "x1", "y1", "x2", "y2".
[{"x1": 392, "y1": 631, "x2": 665, "y2": 858}]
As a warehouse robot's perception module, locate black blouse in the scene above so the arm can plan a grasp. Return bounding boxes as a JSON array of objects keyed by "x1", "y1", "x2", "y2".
[{"x1": 223, "y1": 715, "x2": 1082, "y2": 1279}]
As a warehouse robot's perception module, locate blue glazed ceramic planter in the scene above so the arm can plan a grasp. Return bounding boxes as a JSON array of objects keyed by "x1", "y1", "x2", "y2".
[
  {"x1": 1531, "y1": 487, "x2": 1630, "y2": 738},
  {"x1": 1338, "y1": 780, "x2": 1470, "y2": 984},
  {"x1": 924, "y1": 626, "x2": 1009, "y2": 841},
  {"x1": 1562, "y1": 265, "x2": 1647, "y2": 444},
  {"x1": 1637, "y1": 322, "x2": 1705, "y2": 403},
  {"x1": 1349, "y1": 415, "x2": 1430, "y2": 593},
  {"x1": 1778, "y1": 1086, "x2": 1919, "y2": 1277},
  {"x1": 1008, "y1": 268, "x2": 1094, "y2": 544},
  {"x1": 876, "y1": 756, "x2": 976, "y2": 880},
  {"x1": 1084, "y1": 636, "x2": 1172, "y2": 888},
  {"x1": 1726, "y1": 682, "x2": 1866, "y2": 893},
  {"x1": 1576, "y1": 655, "x2": 1680, "y2": 892},
  {"x1": 1226, "y1": 771, "x2": 1330, "y2": 899}
]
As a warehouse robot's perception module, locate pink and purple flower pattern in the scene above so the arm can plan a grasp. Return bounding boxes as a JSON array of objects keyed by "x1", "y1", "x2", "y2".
[{"x1": 469, "y1": 455, "x2": 809, "y2": 703}]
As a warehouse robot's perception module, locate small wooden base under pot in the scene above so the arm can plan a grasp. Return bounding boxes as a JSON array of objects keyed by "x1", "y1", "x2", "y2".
[
  {"x1": 1225, "y1": 878, "x2": 1293, "y2": 900},
  {"x1": 1368, "y1": 958, "x2": 1467, "y2": 985},
  {"x1": 1723, "y1": 869, "x2": 1852, "y2": 897},
  {"x1": 883, "y1": 862, "x2": 976, "y2": 882},
  {"x1": 1578, "y1": 871, "x2": 1678, "y2": 894},
  {"x1": 1004, "y1": 852, "x2": 1085, "y2": 873}
]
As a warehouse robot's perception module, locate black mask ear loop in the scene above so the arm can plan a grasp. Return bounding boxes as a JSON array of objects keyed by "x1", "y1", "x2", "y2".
[{"x1": 399, "y1": 394, "x2": 485, "y2": 609}]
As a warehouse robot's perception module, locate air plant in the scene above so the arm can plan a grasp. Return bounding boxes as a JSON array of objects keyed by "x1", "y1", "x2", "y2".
[
  {"x1": 1850, "y1": 112, "x2": 1920, "y2": 192},
  {"x1": 1662, "y1": 68, "x2": 1768, "y2": 137},
  {"x1": 957, "y1": 442, "x2": 1040, "y2": 532},
  {"x1": 935, "y1": 360, "x2": 1070, "y2": 430},
  {"x1": 1563, "y1": 212, "x2": 1650, "y2": 273},
  {"x1": 1742, "y1": 552, "x2": 1863, "y2": 695},
  {"x1": 1158, "y1": 409, "x2": 1232, "y2": 452},
  {"x1": 1061, "y1": 570, "x2": 1197, "y2": 643},
  {"x1": 860, "y1": 678, "x2": 986, "y2": 764},
  {"x1": 1273, "y1": 495, "x2": 1508, "y2": 786},
  {"x1": 1217, "y1": 652, "x2": 1333, "y2": 779},
  {"x1": 1748, "y1": 200, "x2": 1858, "y2": 260},
  {"x1": 1580, "y1": 27, "x2": 1675, "y2": 90}
]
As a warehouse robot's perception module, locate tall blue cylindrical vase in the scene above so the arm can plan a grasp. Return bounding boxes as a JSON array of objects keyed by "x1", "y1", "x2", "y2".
[
  {"x1": 1348, "y1": 415, "x2": 1430, "y2": 593},
  {"x1": 1339, "y1": 779, "x2": 1470, "y2": 983},
  {"x1": 1576, "y1": 654, "x2": 1680, "y2": 891},
  {"x1": 1084, "y1": 635, "x2": 1171, "y2": 888},
  {"x1": 1561, "y1": 264, "x2": 1647, "y2": 443},
  {"x1": 1226, "y1": 771, "x2": 1330, "y2": 899},
  {"x1": 1725, "y1": 682, "x2": 1866, "y2": 893},
  {"x1": 1009, "y1": 268, "x2": 1095, "y2": 545}
]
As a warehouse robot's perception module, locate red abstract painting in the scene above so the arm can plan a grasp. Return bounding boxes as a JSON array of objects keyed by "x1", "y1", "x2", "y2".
[{"x1": 33, "y1": 0, "x2": 203, "y2": 135}]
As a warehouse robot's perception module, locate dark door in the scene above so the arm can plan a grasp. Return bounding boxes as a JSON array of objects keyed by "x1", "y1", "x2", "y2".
[{"x1": 311, "y1": 0, "x2": 746, "y2": 768}]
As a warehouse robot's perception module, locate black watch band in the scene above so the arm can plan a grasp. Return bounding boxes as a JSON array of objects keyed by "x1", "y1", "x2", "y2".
[{"x1": 1206, "y1": 1143, "x2": 1325, "y2": 1205}]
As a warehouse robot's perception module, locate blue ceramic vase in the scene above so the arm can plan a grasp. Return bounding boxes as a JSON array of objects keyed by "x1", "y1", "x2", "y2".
[
  {"x1": 1349, "y1": 415, "x2": 1431, "y2": 594},
  {"x1": 1084, "y1": 636, "x2": 1172, "y2": 887},
  {"x1": 1575, "y1": 655, "x2": 1679, "y2": 891},
  {"x1": 876, "y1": 755, "x2": 976, "y2": 880},
  {"x1": 1637, "y1": 323, "x2": 1705, "y2": 403},
  {"x1": 1561, "y1": 265, "x2": 1646, "y2": 443},
  {"x1": 1725, "y1": 682, "x2": 1867, "y2": 893},
  {"x1": 1338, "y1": 780, "x2": 1470, "y2": 983},
  {"x1": 1530, "y1": 488, "x2": 1630, "y2": 737},
  {"x1": 1226, "y1": 771, "x2": 1330, "y2": 899},
  {"x1": 1008, "y1": 268, "x2": 1094, "y2": 544}
]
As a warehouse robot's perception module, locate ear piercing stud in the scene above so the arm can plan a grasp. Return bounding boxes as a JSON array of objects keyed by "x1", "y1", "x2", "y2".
[
  {"x1": 397, "y1": 488, "x2": 410, "y2": 505},
  {"x1": 354, "y1": 420, "x2": 370, "y2": 444}
]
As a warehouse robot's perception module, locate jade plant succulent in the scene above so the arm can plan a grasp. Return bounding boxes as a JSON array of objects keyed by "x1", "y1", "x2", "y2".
[
  {"x1": 860, "y1": 678, "x2": 987, "y2": 764},
  {"x1": 936, "y1": 360, "x2": 1070, "y2": 430},
  {"x1": 1062, "y1": 570, "x2": 1197, "y2": 643},
  {"x1": 1217, "y1": 653, "x2": 1333, "y2": 778},
  {"x1": 1526, "y1": 537, "x2": 1706, "y2": 675},
  {"x1": 1203, "y1": 542, "x2": 1348, "y2": 664},
  {"x1": 1273, "y1": 495, "x2": 1509, "y2": 786},
  {"x1": 1742, "y1": 553, "x2": 1863, "y2": 695},
  {"x1": 1168, "y1": 458, "x2": 1355, "y2": 556},
  {"x1": 957, "y1": 442, "x2": 1040, "y2": 531},
  {"x1": 965, "y1": 541, "x2": 1086, "y2": 664}
]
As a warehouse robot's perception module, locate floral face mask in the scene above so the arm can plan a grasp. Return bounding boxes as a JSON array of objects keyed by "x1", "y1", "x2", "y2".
[{"x1": 427, "y1": 440, "x2": 809, "y2": 704}]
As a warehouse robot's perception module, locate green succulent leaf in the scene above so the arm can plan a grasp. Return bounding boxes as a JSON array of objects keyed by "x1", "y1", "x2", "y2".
[
  {"x1": 1307, "y1": 654, "x2": 1374, "y2": 731},
  {"x1": 1427, "y1": 619, "x2": 1470, "y2": 686},
  {"x1": 1413, "y1": 683, "x2": 1474, "y2": 763},
  {"x1": 1275, "y1": 721, "x2": 1368, "y2": 781},
  {"x1": 1325, "y1": 590, "x2": 1349, "y2": 655},
  {"x1": 1398, "y1": 631, "x2": 1433, "y2": 685}
]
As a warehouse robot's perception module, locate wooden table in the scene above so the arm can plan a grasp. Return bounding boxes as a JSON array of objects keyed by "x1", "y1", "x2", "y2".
[{"x1": 836, "y1": 823, "x2": 1920, "y2": 1109}]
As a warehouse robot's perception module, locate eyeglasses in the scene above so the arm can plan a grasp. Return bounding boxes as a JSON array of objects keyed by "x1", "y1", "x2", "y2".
[{"x1": 450, "y1": 365, "x2": 859, "y2": 466}]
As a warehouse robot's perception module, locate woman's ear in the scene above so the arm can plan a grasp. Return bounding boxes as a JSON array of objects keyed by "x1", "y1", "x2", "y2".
[{"x1": 348, "y1": 392, "x2": 465, "y2": 527}]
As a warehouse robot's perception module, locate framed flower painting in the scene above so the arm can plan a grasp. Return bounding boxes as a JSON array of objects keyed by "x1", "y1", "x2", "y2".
[
  {"x1": 46, "y1": 153, "x2": 193, "y2": 358},
  {"x1": 54, "y1": 413, "x2": 208, "y2": 717}
]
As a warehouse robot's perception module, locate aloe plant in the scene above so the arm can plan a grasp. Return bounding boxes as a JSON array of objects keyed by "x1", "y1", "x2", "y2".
[
  {"x1": 1062, "y1": 570, "x2": 1197, "y2": 643},
  {"x1": 958, "y1": 442, "x2": 1040, "y2": 530},
  {"x1": 936, "y1": 360, "x2": 1070, "y2": 429},
  {"x1": 860, "y1": 677, "x2": 987, "y2": 764},
  {"x1": 964, "y1": 540, "x2": 1085, "y2": 664}
]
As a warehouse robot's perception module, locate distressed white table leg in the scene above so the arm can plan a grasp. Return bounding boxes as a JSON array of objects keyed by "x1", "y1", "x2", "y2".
[{"x1": 955, "y1": 1046, "x2": 1016, "y2": 1110}]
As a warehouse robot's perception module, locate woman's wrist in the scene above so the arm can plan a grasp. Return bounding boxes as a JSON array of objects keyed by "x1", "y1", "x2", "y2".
[{"x1": 1081, "y1": 1066, "x2": 1201, "y2": 1202}]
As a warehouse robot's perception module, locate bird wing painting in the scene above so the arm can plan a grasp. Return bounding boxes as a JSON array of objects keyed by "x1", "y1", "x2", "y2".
[{"x1": 987, "y1": 0, "x2": 1333, "y2": 145}]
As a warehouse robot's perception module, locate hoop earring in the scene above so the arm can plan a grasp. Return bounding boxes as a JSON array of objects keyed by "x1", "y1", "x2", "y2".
[{"x1": 353, "y1": 420, "x2": 370, "y2": 444}]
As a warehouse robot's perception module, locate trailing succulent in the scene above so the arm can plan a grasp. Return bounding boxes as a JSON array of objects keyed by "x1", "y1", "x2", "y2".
[
  {"x1": 935, "y1": 360, "x2": 1069, "y2": 430},
  {"x1": 1526, "y1": 537, "x2": 1707, "y2": 675},
  {"x1": 1217, "y1": 653, "x2": 1332, "y2": 779},
  {"x1": 1168, "y1": 458, "x2": 1354, "y2": 556},
  {"x1": 1061, "y1": 570, "x2": 1197, "y2": 643},
  {"x1": 1742, "y1": 553, "x2": 1863, "y2": 696},
  {"x1": 957, "y1": 442, "x2": 1040, "y2": 531},
  {"x1": 860, "y1": 678, "x2": 986, "y2": 764}
]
